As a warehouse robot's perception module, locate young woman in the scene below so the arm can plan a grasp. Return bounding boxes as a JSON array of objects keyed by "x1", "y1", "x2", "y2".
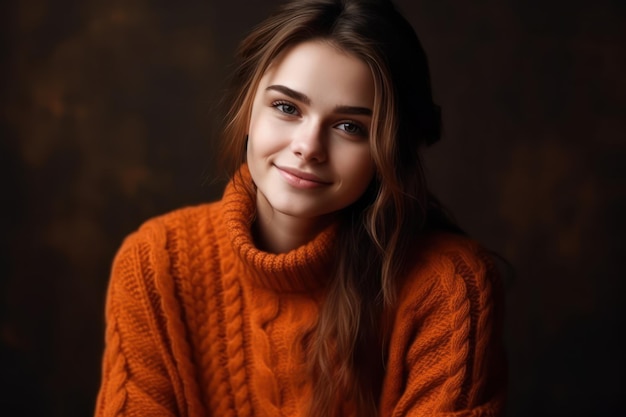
[{"x1": 95, "y1": 0, "x2": 506, "y2": 416}]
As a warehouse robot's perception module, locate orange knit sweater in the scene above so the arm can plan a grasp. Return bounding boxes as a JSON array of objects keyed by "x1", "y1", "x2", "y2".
[{"x1": 95, "y1": 174, "x2": 506, "y2": 417}]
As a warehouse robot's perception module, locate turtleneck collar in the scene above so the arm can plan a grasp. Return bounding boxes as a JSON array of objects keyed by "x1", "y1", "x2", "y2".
[{"x1": 221, "y1": 166, "x2": 336, "y2": 293}]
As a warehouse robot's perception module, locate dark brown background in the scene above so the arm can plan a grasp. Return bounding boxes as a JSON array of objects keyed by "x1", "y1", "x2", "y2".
[{"x1": 1, "y1": 0, "x2": 624, "y2": 416}]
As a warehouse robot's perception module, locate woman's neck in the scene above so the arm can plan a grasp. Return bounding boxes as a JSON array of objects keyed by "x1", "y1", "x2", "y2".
[{"x1": 253, "y1": 191, "x2": 335, "y2": 254}]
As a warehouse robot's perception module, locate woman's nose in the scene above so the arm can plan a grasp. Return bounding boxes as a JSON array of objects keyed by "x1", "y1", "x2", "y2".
[{"x1": 290, "y1": 121, "x2": 327, "y2": 163}]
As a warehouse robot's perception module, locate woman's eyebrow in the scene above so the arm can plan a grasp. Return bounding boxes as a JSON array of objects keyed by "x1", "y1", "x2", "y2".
[
  {"x1": 266, "y1": 85, "x2": 310, "y2": 104},
  {"x1": 266, "y1": 84, "x2": 372, "y2": 116}
]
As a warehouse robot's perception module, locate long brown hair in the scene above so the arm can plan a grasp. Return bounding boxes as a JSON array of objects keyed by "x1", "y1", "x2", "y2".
[{"x1": 219, "y1": 0, "x2": 458, "y2": 415}]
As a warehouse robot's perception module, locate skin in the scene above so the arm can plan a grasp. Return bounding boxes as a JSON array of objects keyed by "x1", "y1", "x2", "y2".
[{"x1": 246, "y1": 40, "x2": 376, "y2": 253}]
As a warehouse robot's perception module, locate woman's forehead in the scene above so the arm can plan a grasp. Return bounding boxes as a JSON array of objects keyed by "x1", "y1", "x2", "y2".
[{"x1": 258, "y1": 40, "x2": 375, "y2": 109}]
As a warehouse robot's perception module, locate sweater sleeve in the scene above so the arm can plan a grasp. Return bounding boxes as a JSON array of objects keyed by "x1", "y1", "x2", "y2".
[
  {"x1": 95, "y1": 224, "x2": 188, "y2": 417},
  {"x1": 380, "y1": 241, "x2": 507, "y2": 417}
]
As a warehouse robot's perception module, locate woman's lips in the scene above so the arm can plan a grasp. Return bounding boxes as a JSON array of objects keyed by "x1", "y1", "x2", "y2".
[{"x1": 274, "y1": 165, "x2": 331, "y2": 189}]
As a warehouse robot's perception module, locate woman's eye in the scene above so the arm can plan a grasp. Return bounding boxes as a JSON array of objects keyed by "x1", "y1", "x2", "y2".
[
  {"x1": 337, "y1": 122, "x2": 366, "y2": 136},
  {"x1": 274, "y1": 102, "x2": 298, "y2": 115}
]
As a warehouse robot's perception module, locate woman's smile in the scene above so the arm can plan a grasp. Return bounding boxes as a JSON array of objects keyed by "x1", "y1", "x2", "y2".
[{"x1": 274, "y1": 164, "x2": 332, "y2": 189}]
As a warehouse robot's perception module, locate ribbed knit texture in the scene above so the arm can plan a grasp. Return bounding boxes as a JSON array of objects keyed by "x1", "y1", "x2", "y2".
[{"x1": 95, "y1": 170, "x2": 506, "y2": 417}]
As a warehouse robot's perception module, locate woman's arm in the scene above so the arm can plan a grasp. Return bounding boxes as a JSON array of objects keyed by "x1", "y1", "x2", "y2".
[
  {"x1": 95, "y1": 226, "x2": 188, "y2": 417},
  {"x1": 380, "y1": 238, "x2": 507, "y2": 417}
]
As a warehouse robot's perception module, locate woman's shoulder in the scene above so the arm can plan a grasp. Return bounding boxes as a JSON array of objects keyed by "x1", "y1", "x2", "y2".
[
  {"x1": 120, "y1": 201, "x2": 223, "y2": 249},
  {"x1": 111, "y1": 201, "x2": 224, "y2": 281},
  {"x1": 398, "y1": 232, "x2": 501, "y2": 311}
]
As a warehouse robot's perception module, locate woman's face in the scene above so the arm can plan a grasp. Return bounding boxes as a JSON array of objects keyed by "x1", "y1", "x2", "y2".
[{"x1": 247, "y1": 40, "x2": 376, "y2": 224}]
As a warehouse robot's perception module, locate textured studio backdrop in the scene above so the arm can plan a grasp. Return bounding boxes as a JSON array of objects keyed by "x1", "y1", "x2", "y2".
[{"x1": 1, "y1": 0, "x2": 624, "y2": 416}]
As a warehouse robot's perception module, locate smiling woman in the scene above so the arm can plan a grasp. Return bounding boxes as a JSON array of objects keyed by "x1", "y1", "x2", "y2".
[{"x1": 94, "y1": 1, "x2": 507, "y2": 416}]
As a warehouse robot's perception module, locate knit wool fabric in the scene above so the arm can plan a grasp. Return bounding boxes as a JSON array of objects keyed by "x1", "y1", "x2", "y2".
[{"x1": 95, "y1": 172, "x2": 507, "y2": 417}]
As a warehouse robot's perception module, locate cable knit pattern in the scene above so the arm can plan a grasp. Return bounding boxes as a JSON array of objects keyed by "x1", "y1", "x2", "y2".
[{"x1": 95, "y1": 168, "x2": 506, "y2": 417}]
